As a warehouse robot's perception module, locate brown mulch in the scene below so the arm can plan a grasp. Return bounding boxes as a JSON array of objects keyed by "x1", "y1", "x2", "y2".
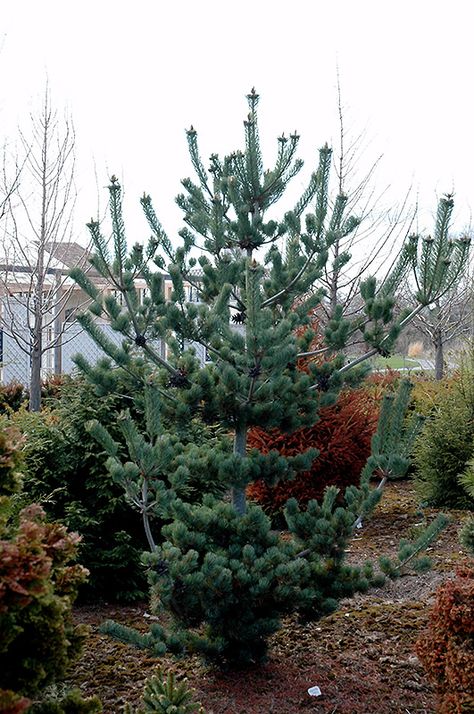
[{"x1": 65, "y1": 481, "x2": 472, "y2": 714}]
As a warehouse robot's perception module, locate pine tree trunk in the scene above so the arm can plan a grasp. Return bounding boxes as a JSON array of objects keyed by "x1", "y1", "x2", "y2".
[{"x1": 231, "y1": 424, "x2": 247, "y2": 515}]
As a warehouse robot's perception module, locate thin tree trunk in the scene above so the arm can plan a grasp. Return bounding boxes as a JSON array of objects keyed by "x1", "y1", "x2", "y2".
[
  {"x1": 53, "y1": 269, "x2": 63, "y2": 375},
  {"x1": 231, "y1": 424, "x2": 247, "y2": 515},
  {"x1": 29, "y1": 335, "x2": 42, "y2": 411},
  {"x1": 434, "y1": 327, "x2": 444, "y2": 380}
]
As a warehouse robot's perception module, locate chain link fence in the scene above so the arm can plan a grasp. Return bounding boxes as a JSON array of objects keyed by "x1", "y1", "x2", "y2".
[
  {"x1": 1, "y1": 322, "x2": 125, "y2": 386},
  {"x1": 0, "y1": 322, "x2": 209, "y2": 387}
]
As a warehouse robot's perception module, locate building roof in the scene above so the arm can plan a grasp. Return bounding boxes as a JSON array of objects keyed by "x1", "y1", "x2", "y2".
[{"x1": 43, "y1": 241, "x2": 99, "y2": 275}]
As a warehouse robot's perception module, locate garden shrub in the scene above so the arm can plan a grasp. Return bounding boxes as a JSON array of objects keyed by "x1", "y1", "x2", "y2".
[
  {"x1": 14, "y1": 374, "x2": 229, "y2": 602},
  {"x1": 27, "y1": 688, "x2": 102, "y2": 713},
  {"x1": 416, "y1": 472, "x2": 474, "y2": 714},
  {"x1": 13, "y1": 379, "x2": 150, "y2": 603},
  {"x1": 414, "y1": 387, "x2": 474, "y2": 509},
  {"x1": 460, "y1": 518, "x2": 474, "y2": 554},
  {"x1": 0, "y1": 382, "x2": 27, "y2": 415},
  {"x1": 408, "y1": 374, "x2": 456, "y2": 418},
  {"x1": 416, "y1": 563, "x2": 474, "y2": 713},
  {"x1": 247, "y1": 387, "x2": 380, "y2": 517},
  {"x1": 0, "y1": 688, "x2": 31, "y2": 714},
  {"x1": 0, "y1": 423, "x2": 89, "y2": 709}
]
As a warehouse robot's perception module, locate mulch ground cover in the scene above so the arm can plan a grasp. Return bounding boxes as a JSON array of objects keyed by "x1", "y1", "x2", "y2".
[{"x1": 65, "y1": 481, "x2": 472, "y2": 713}]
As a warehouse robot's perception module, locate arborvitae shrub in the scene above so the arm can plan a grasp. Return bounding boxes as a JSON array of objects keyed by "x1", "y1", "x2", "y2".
[
  {"x1": 0, "y1": 424, "x2": 89, "y2": 706},
  {"x1": 414, "y1": 388, "x2": 474, "y2": 509},
  {"x1": 409, "y1": 375, "x2": 456, "y2": 418},
  {"x1": 247, "y1": 387, "x2": 380, "y2": 516},
  {"x1": 416, "y1": 564, "x2": 474, "y2": 714}
]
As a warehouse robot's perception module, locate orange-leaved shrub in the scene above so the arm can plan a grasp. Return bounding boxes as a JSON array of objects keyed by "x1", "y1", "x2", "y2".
[
  {"x1": 247, "y1": 387, "x2": 380, "y2": 515},
  {"x1": 415, "y1": 564, "x2": 474, "y2": 714}
]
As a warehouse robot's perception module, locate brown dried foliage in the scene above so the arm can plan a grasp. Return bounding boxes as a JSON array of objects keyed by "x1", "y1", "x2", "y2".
[{"x1": 416, "y1": 564, "x2": 474, "y2": 713}]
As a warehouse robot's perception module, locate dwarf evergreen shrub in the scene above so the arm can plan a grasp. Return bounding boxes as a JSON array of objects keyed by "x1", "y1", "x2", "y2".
[
  {"x1": 414, "y1": 388, "x2": 474, "y2": 509},
  {"x1": 0, "y1": 422, "x2": 89, "y2": 706},
  {"x1": 416, "y1": 563, "x2": 474, "y2": 713},
  {"x1": 14, "y1": 374, "x2": 229, "y2": 602},
  {"x1": 13, "y1": 399, "x2": 148, "y2": 604},
  {"x1": 124, "y1": 671, "x2": 204, "y2": 714}
]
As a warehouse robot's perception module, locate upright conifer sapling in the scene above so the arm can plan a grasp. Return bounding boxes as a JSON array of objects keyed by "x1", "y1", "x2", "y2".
[{"x1": 72, "y1": 90, "x2": 461, "y2": 666}]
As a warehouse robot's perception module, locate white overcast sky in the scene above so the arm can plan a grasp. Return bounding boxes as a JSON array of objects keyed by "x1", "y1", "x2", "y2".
[{"x1": 1, "y1": 0, "x2": 473, "y2": 249}]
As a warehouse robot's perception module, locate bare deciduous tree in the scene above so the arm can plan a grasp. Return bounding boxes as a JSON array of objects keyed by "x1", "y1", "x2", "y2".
[
  {"x1": 412, "y1": 276, "x2": 473, "y2": 379},
  {"x1": 0, "y1": 87, "x2": 85, "y2": 410},
  {"x1": 318, "y1": 73, "x2": 415, "y2": 322}
]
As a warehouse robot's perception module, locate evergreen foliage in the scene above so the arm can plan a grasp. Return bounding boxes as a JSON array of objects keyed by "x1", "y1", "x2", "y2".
[
  {"x1": 416, "y1": 563, "x2": 474, "y2": 714},
  {"x1": 124, "y1": 671, "x2": 204, "y2": 714},
  {"x1": 28, "y1": 688, "x2": 102, "y2": 713},
  {"x1": 13, "y1": 375, "x2": 228, "y2": 602},
  {"x1": 0, "y1": 421, "x2": 89, "y2": 706},
  {"x1": 414, "y1": 371, "x2": 474, "y2": 509},
  {"x1": 460, "y1": 517, "x2": 474, "y2": 553},
  {"x1": 411, "y1": 194, "x2": 470, "y2": 308},
  {"x1": 72, "y1": 91, "x2": 459, "y2": 666},
  {"x1": 416, "y1": 466, "x2": 474, "y2": 714},
  {"x1": 13, "y1": 382, "x2": 149, "y2": 603}
]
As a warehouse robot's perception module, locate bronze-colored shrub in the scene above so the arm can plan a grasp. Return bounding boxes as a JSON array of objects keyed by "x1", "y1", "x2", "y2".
[
  {"x1": 247, "y1": 388, "x2": 380, "y2": 515},
  {"x1": 416, "y1": 564, "x2": 474, "y2": 714}
]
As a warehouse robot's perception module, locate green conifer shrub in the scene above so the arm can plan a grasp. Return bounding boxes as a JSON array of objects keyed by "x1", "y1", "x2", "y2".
[
  {"x1": 13, "y1": 389, "x2": 148, "y2": 603},
  {"x1": 0, "y1": 422, "x2": 89, "y2": 706},
  {"x1": 408, "y1": 374, "x2": 455, "y2": 418},
  {"x1": 124, "y1": 670, "x2": 204, "y2": 714},
  {"x1": 460, "y1": 517, "x2": 474, "y2": 553},
  {"x1": 13, "y1": 374, "x2": 229, "y2": 602},
  {"x1": 414, "y1": 388, "x2": 474, "y2": 509},
  {"x1": 72, "y1": 91, "x2": 462, "y2": 667}
]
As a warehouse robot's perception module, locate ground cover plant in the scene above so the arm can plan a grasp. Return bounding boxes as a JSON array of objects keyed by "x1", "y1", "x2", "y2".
[{"x1": 65, "y1": 89, "x2": 472, "y2": 673}]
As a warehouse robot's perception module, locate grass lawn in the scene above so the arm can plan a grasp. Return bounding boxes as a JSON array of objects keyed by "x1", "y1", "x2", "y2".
[{"x1": 371, "y1": 354, "x2": 421, "y2": 370}]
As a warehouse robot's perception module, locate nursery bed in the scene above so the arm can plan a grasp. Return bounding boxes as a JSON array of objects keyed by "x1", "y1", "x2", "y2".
[{"x1": 66, "y1": 481, "x2": 470, "y2": 714}]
